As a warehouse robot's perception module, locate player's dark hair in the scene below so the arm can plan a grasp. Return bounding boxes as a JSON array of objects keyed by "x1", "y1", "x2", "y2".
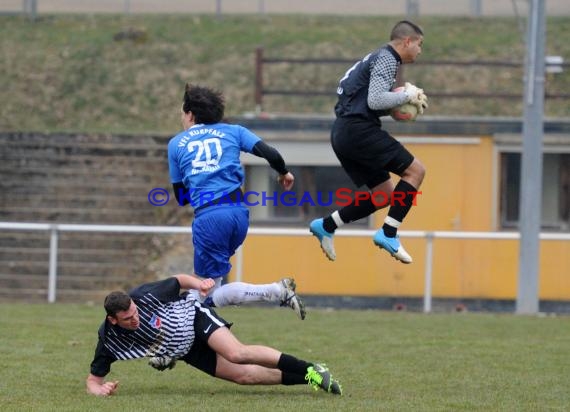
[
  {"x1": 182, "y1": 83, "x2": 225, "y2": 124},
  {"x1": 104, "y1": 291, "x2": 132, "y2": 317},
  {"x1": 390, "y1": 20, "x2": 423, "y2": 40}
]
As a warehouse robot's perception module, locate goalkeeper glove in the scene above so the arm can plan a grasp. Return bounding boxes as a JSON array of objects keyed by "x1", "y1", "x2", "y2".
[
  {"x1": 404, "y1": 82, "x2": 429, "y2": 114},
  {"x1": 148, "y1": 356, "x2": 177, "y2": 371}
]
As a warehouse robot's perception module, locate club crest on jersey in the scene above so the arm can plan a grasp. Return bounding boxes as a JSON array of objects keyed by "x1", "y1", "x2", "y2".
[{"x1": 149, "y1": 314, "x2": 162, "y2": 329}]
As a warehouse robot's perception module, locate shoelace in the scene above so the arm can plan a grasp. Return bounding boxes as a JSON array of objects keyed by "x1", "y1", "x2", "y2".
[
  {"x1": 280, "y1": 291, "x2": 296, "y2": 307},
  {"x1": 305, "y1": 367, "x2": 323, "y2": 391},
  {"x1": 280, "y1": 279, "x2": 296, "y2": 306}
]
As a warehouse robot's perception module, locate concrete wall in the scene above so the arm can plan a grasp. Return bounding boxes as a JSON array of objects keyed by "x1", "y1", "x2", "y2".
[
  {"x1": 3, "y1": 0, "x2": 569, "y2": 16},
  {"x1": 231, "y1": 116, "x2": 570, "y2": 309},
  {"x1": 0, "y1": 132, "x2": 190, "y2": 301}
]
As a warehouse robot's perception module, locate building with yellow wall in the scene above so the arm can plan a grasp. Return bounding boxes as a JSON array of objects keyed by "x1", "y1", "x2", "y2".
[{"x1": 228, "y1": 116, "x2": 570, "y2": 310}]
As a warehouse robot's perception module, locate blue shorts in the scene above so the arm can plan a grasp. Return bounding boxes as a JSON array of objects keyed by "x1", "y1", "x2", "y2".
[{"x1": 192, "y1": 204, "x2": 249, "y2": 278}]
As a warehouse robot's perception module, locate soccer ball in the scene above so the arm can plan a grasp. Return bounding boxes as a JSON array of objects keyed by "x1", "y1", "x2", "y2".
[
  {"x1": 390, "y1": 87, "x2": 418, "y2": 122},
  {"x1": 390, "y1": 103, "x2": 418, "y2": 122}
]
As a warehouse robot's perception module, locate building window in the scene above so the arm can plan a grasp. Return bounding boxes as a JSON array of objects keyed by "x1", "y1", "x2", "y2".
[
  {"x1": 245, "y1": 165, "x2": 369, "y2": 226},
  {"x1": 500, "y1": 152, "x2": 570, "y2": 231}
]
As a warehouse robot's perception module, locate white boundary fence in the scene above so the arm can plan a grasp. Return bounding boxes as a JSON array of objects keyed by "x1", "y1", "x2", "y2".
[{"x1": 0, "y1": 221, "x2": 568, "y2": 311}]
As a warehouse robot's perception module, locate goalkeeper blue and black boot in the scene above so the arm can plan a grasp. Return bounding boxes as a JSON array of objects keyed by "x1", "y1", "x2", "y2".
[
  {"x1": 373, "y1": 228, "x2": 413, "y2": 264},
  {"x1": 309, "y1": 218, "x2": 336, "y2": 261}
]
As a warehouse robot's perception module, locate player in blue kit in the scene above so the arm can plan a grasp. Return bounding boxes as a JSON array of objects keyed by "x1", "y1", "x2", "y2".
[{"x1": 168, "y1": 84, "x2": 305, "y2": 319}]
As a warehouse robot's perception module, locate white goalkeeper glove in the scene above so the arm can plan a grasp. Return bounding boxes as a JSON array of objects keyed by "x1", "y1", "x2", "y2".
[
  {"x1": 148, "y1": 355, "x2": 177, "y2": 371},
  {"x1": 404, "y1": 82, "x2": 429, "y2": 114}
]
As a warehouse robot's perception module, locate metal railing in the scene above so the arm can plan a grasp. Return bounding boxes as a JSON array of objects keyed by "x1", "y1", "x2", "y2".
[
  {"x1": 253, "y1": 47, "x2": 569, "y2": 112},
  {"x1": 1, "y1": 221, "x2": 568, "y2": 311}
]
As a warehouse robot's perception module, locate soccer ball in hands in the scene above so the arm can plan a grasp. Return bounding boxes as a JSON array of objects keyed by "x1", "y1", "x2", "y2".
[
  {"x1": 390, "y1": 86, "x2": 418, "y2": 122},
  {"x1": 390, "y1": 103, "x2": 418, "y2": 122}
]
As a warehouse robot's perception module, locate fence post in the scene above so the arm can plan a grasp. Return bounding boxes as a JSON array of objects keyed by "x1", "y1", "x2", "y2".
[
  {"x1": 235, "y1": 245, "x2": 243, "y2": 283},
  {"x1": 255, "y1": 46, "x2": 264, "y2": 114},
  {"x1": 48, "y1": 225, "x2": 59, "y2": 303},
  {"x1": 23, "y1": 0, "x2": 37, "y2": 21},
  {"x1": 406, "y1": 0, "x2": 420, "y2": 17},
  {"x1": 423, "y1": 232, "x2": 434, "y2": 313},
  {"x1": 31, "y1": 0, "x2": 37, "y2": 20},
  {"x1": 470, "y1": 0, "x2": 482, "y2": 16},
  {"x1": 216, "y1": 0, "x2": 222, "y2": 19}
]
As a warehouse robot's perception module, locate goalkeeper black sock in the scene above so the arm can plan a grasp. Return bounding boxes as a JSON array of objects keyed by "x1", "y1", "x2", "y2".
[
  {"x1": 322, "y1": 216, "x2": 337, "y2": 233},
  {"x1": 339, "y1": 196, "x2": 378, "y2": 224},
  {"x1": 383, "y1": 180, "x2": 418, "y2": 237},
  {"x1": 323, "y1": 196, "x2": 378, "y2": 232}
]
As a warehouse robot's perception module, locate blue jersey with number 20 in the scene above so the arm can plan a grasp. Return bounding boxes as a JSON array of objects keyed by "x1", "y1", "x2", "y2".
[{"x1": 168, "y1": 123, "x2": 261, "y2": 206}]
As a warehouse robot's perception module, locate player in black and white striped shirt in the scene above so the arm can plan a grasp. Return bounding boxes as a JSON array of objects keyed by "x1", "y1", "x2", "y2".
[{"x1": 86, "y1": 274, "x2": 342, "y2": 396}]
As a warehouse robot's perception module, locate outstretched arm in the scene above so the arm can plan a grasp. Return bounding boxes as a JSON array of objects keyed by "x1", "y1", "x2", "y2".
[
  {"x1": 174, "y1": 274, "x2": 215, "y2": 296},
  {"x1": 86, "y1": 373, "x2": 119, "y2": 396},
  {"x1": 252, "y1": 141, "x2": 295, "y2": 190}
]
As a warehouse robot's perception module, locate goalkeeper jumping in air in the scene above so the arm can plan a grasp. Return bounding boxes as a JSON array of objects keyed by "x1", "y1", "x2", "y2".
[
  {"x1": 86, "y1": 274, "x2": 342, "y2": 396},
  {"x1": 310, "y1": 20, "x2": 428, "y2": 264}
]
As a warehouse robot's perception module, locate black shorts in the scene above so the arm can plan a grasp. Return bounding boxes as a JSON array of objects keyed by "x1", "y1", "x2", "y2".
[
  {"x1": 180, "y1": 302, "x2": 232, "y2": 376},
  {"x1": 331, "y1": 116, "x2": 414, "y2": 188}
]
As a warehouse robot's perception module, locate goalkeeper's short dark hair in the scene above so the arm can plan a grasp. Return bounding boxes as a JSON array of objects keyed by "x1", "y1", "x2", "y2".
[
  {"x1": 183, "y1": 84, "x2": 225, "y2": 124},
  {"x1": 104, "y1": 291, "x2": 132, "y2": 317},
  {"x1": 390, "y1": 20, "x2": 424, "y2": 41}
]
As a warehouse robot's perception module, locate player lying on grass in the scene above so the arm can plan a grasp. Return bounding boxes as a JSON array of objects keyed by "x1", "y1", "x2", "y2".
[{"x1": 86, "y1": 274, "x2": 342, "y2": 396}]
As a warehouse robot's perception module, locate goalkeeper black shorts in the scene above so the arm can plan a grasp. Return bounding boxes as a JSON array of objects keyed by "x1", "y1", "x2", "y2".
[{"x1": 331, "y1": 116, "x2": 414, "y2": 188}]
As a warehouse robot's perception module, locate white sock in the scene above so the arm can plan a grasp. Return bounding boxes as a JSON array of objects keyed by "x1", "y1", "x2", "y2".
[
  {"x1": 211, "y1": 282, "x2": 282, "y2": 307},
  {"x1": 331, "y1": 211, "x2": 344, "y2": 228},
  {"x1": 384, "y1": 216, "x2": 402, "y2": 228}
]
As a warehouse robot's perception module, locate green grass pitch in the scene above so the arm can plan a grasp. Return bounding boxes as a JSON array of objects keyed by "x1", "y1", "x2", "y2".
[{"x1": 1, "y1": 303, "x2": 569, "y2": 411}]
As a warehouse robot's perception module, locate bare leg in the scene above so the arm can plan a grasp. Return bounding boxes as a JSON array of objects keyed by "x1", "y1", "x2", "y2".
[
  {"x1": 399, "y1": 158, "x2": 426, "y2": 189},
  {"x1": 207, "y1": 327, "x2": 342, "y2": 394},
  {"x1": 214, "y1": 355, "x2": 282, "y2": 385},
  {"x1": 207, "y1": 327, "x2": 281, "y2": 368}
]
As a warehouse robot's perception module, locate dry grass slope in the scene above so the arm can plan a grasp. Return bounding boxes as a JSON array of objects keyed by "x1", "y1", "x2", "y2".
[{"x1": 0, "y1": 14, "x2": 569, "y2": 134}]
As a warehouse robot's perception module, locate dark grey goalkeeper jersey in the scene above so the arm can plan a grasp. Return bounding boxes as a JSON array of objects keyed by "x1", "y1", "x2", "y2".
[
  {"x1": 334, "y1": 45, "x2": 406, "y2": 121},
  {"x1": 90, "y1": 278, "x2": 198, "y2": 377}
]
